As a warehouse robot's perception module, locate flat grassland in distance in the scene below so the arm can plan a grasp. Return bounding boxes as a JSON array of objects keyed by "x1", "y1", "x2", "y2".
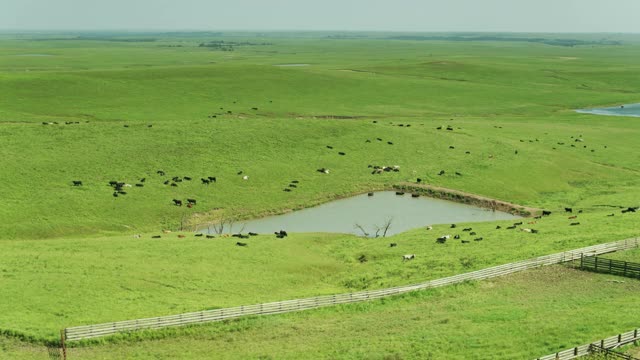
[
  {"x1": 1, "y1": 32, "x2": 640, "y2": 356},
  {"x1": 3, "y1": 266, "x2": 640, "y2": 359}
]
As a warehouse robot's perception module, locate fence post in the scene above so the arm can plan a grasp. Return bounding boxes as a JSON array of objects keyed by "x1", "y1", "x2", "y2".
[
  {"x1": 595, "y1": 256, "x2": 598, "y2": 272},
  {"x1": 60, "y1": 329, "x2": 67, "y2": 360},
  {"x1": 580, "y1": 253, "x2": 583, "y2": 269},
  {"x1": 624, "y1": 261, "x2": 628, "y2": 277},
  {"x1": 574, "y1": 346, "x2": 578, "y2": 355}
]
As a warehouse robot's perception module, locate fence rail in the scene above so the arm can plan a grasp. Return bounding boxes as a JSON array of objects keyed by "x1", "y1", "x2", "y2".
[
  {"x1": 588, "y1": 344, "x2": 639, "y2": 360},
  {"x1": 535, "y1": 328, "x2": 640, "y2": 360},
  {"x1": 64, "y1": 238, "x2": 639, "y2": 342},
  {"x1": 581, "y1": 256, "x2": 640, "y2": 279}
]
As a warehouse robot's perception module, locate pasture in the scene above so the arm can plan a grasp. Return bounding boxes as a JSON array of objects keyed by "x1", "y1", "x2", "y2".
[
  {"x1": 2, "y1": 266, "x2": 640, "y2": 359},
  {"x1": 1, "y1": 31, "x2": 640, "y2": 357}
]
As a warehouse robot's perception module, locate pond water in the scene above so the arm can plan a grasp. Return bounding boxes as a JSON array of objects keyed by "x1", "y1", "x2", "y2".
[
  {"x1": 206, "y1": 191, "x2": 521, "y2": 237},
  {"x1": 576, "y1": 103, "x2": 640, "y2": 117}
]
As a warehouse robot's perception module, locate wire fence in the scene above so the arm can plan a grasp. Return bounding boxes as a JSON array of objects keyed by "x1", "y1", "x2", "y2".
[
  {"x1": 535, "y1": 328, "x2": 640, "y2": 360},
  {"x1": 63, "y1": 238, "x2": 639, "y2": 342}
]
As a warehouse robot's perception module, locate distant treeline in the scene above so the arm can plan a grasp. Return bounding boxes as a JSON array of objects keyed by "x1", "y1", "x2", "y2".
[
  {"x1": 387, "y1": 35, "x2": 621, "y2": 47},
  {"x1": 198, "y1": 40, "x2": 273, "y2": 51}
]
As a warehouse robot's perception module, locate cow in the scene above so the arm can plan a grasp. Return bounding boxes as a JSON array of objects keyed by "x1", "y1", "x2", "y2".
[
  {"x1": 72, "y1": 180, "x2": 83, "y2": 186},
  {"x1": 568, "y1": 215, "x2": 577, "y2": 219},
  {"x1": 291, "y1": 180, "x2": 299, "y2": 184},
  {"x1": 195, "y1": 233, "x2": 203, "y2": 237},
  {"x1": 326, "y1": 145, "x2": 333, "y2": 149},
  {"x1": 542, "y1": 210, "x2": 552, "y2": 216},
  {"x1": 461, "y1": 240, "x2": 470, "y2": 244},
  {"x1": 178, "y1": 235, "x2": 186, "y2": 238},
  {"x1": 242, "y1": 176, "x2": 249, "y2": 180},
  {"x1": 184, "y1": 177, "x2": 192, "y2": 181},
  {"x1": 438, "y1": 170, "x2": 445, "y2": 176},
  {"x1": 411, "y1": 194, "x2": 420, "y2": 198},
  {"x1": 463, "y1": 228, "x2": 472, "y2": 232},
  {"x1": 275, "y1": 230, "x2": 288, "y2": 238},
  {"x1": 496, "y1": 225, "x2": 502, "y2": 229},
  {"x1": 172, "y1": 199, "x2": 183, "y2": 206},
  {"x1": 171, "y1": 183, "x2": 178, "y2": 187},
  {"x1": 402, "y1": 254, "x2": 415, "y2": 261},
  {"x1": 157, "y1": 170, "x2": 165, "y2": 176},
  {"x1": 338, "y1": 152, "x2": 346, "y2": 156},
  {"x1": 506, "y1": 225, "x2": 517, "y2": 230},
  {"x1": 474, "y1": 237, "x2": 483, "y2": 242},
  {"x1": 454, "y1": 235, "x2": 460, "y2": 239},
  {"x1": 387, "y1": 141, "x2": 394, "y2": 145},
  {"x1": 283, "y1": 188, "x2": 292, "y2": 192},
  {"x1": 201, "y1": 178, "x2": 210, "y2": 184},
  {"x1": 455, "y1": 172, "x2": 462, "y2": 176},
  {"x1": 317, "y1": 168, "x2": 330, "y2": 174},
  {"x1": 206, "y1": 235, "x2": 215, "y2": 239},
  {"x1": 521, "y1": 228, "x2": 532, "y2": 233},
  {"x1": 469, "y1": 232, "x2": 476, "y2": 236},
  {"x1": 248, "y1": 232, "x2": 258, "y2": 236},
  {"x1": 186, "y1": 199, "x2": 196, "y2": 205},
  {"x1": 113, "y1": 192, "x2": 118, "y2": 197},
  {"x1": 450, "y1": 224, "x2": 457, "y2": 228},
  {"x1": 135, "y1": 184, "x2": 144, "y2": 187},
  {"x1": 289, "y1": 184, "x2": 297, "y2": 188},
  {"x1": 389, "y1": 243, "x2": 397, "y2": 247},
  {"x1": 152, "y1": 235, "x2": 161, "y2": 238},
  {"x1": 607, "y1": 213, "x2": 615, "y2": 217},
  {"x1": 417, "y1": 178, "x2": 422, "y2": 183},
  {"x1": 367, "y1": 192, "x2": 374, "y2": 196},
  {"x1": 513, "y1": 221, "x2": 523, "y2": 225},
  {"x1": 565, "y1": 207, "x2": 573, "y2": 213},
  {"x1": 236, "y1": 242, "x2": 248, "y2": 247},
  {"x1": 208, "y1": 176, "x2": 217, "y2": 182},
  {"x1": 140, "y1": 178, "x2": 146, "y2": 183},
  {"x1": 395, "y1": 191, "x2": 405, "y2": 196},
  {"x1": 570, "y1": 222, "x2": 580, "y2": 226},
  {"x1": 436, "y1": 235, "x2": 450, "y2": 243},
  {"x1": 426, "y1": 226, "x2": 433, "y2": 230},
  {"x1": 449, "y1": 146, "x2": 455, "y2": 149}
]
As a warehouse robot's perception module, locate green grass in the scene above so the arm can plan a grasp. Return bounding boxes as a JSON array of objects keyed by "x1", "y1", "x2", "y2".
[
  {"x1": 2, "y1": 32, "x2": 640, "y2": 357},
  {"x1": 3, "y1": 266, "x2": 640, "y2": 359}
]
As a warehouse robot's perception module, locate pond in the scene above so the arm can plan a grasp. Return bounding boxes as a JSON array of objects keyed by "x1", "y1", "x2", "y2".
[
  {"x1": 205, "y1": 191, "x2": 521, "y2": 237},
  {"x1": 576, "y1": 103, "x2": 640, "y2": 117}
]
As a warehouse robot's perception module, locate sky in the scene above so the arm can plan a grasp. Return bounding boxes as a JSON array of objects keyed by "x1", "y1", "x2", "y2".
[{"x1": 1, "y1": 0, "x2": 639, "y2": 33}]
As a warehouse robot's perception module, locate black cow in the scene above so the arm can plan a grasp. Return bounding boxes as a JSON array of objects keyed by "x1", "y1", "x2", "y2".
[
  {"x1": 157, "y1": 170, "x2": 165, "y2": 176},
  {"x1": 496, "y1": 225, "x2": 502, "y2": 229},
  {"x1": 387, "y1": 141, "x2": 394, "y2": 145},
  {"x1": 565, "y1": 207, "x2": 572, "y2": 213},
  {"x1": 450, "y1": 224, "x2": 457, "y2": 228},
  {"x1": 206, "y1": 235, "x2": 215, "y2": 239},
  {"x1": 152, "y1": 235, "x2": 161, "y2": 238},
  {"x1": 208, "y1": 176, "x2": 217, "y2": 182},
  {"x1": 184, "y1": 177, "x2": 192, "y2": 181},
  {"x1": 454, "y1": 235, "x2": 460, "y2": 239},
  {"x1": 236, "y1": 242, "x2": 248, "y2": 247},
  {"x1": 186, "y1": 199, "x2": 196, "y2": 205},
  {"x1": 474, "y1": 237, "x2": 483, "y2": 242},
  {"x1": 283, "y1": 188, "x2": 292, "y2": 192},
  {"x1": 395, "y1": 191, "x2": 405, "y2": 196},
  {"x1": 438, "y1": 170, "x2": 445, "y2": 176},
  {"x1": 195, "y1": 233, "x2": 203, "y2": 237},
  {"x1": 338, "y1": 152, "x2": 346, "y2": 156},
  {"x1": 291, "y1": 180, "x2": 299, "y2": 184},
  {"x1": 275, "y1": 230, "x2": 288, "y2": 238},
  {"x1": 417, "y1": 178, "x2": 422, "y2": 183},
  {"x1": 172, "y1": 199, "x2": 183, "y2": 206},
  {"x1": 140, "y1": 178, "x2": 146, "y2": 183},
  {"x1": 469, "y1": 232, "x2": 476, "y2": 236},
  {"x1": 542, "y1": 210, "x2": 552, "y2": 216},
  {"x1": 135, "y1": 183, "x2": 144, "y2": 187},
  {"x1": 570, "y1": 222, "x2": 580, "y2": 226},
  {"x1": 506, "y1": 225, "x2": 517, "y2": 230},
  {"x1": 463, "y1": 228, "x2": 472, "y2": 232},
  {"x1": 513, "y1": 221, "x2": 523, "y2": 225},
  {"x1": 164, "y1": 180, "x2": 170, "y2": 185},
  {"x1": 368, "y1": 192, "x2": 374, "y2": 196},
  {"x1": 389, "y1": 243, "x2": 397, "y2": 247},
  {"x1": 248, "y1": 232, "x2": 258, "y2": 236},
  {"x1": 411, "y1": 194, "x2": 420, "y2": 198},
  {"x1": 326, "y1": 145, "x2": 333, "y2": 149},
  {"x1": 461, "y1": 240, "x2": 470, "y2": 244},
  {"x1": 201, "y1": 178, "x2": 210, "y2": 184},
  {"x1": 72, "y1": 180, "x2": 83, "y2": 186}
]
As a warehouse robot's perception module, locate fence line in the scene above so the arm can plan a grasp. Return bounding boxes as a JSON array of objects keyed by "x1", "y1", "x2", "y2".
[
  {"x1": 63, "y1": 237, "x2": 639, "y2": 342},
  {"x1": 588, "y1": 344, "x2": 638, "y2": 360},
  {"x1": 580, "y1": 256, "x2": 640, "y2": 279},
  {"x1": 535, "y1": 328, "x2": 640, "y2": 360}
]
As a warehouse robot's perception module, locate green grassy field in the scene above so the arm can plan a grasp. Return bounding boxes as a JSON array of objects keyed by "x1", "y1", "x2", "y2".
[
  {"x1": 2, "y1": 32, "x2": 640, "y2": 357},
  {"x1": 2, "y1": 266, "x2": 639, "y2": 359}
]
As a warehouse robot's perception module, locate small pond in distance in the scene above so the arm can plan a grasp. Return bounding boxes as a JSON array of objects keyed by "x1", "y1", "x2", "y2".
[
  {"x1": 576, "y1": 103, "x2": 640, "y2": 117},
  {"x1": 206, "y1": 191, "x2": 521, "y2": 237}
]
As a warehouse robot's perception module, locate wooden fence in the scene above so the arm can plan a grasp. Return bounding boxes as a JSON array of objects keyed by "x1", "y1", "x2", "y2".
[
  {"x1": 580, "y1": 256, "x2": 640, "y2": 279},
  {"x1": 63, "y1": 237, "x2": 639, "y2": 342},
  {"x1": 535, "y1": 328, "x2": 640, "y2": 360},
  {"x1": 588, "y1": 344, "x2": 639, "y2": 360}
]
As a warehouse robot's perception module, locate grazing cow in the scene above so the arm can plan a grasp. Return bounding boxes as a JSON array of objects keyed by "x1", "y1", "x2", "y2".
[
  {"x1": 534, "y1": 215, "x2": 542, "y2": 219},
  {"x1": 449, "y1": 146, "x2": 455, "y2": 149},
  {"x1": 455, "y1": 172, "x2": 462, "y2": 176},
  {"x1": 291, "y1": 180, "x2": 299, "y2": 184},
  {"x1": 387, "y1": 141, "x2": 393, "y2": 145},
  {"x1": 474, "y1": 237, "x2": 483, "y2": 242},
  {"x1": 195, "y1": 233, "x2": 203, "y2": 237},
  {"x1": 317, "y1": 168, "x2": 330, "y2": 174},
  {"x1": 152, "y1": 235, "x2": 161, "y2": 238},
  {"x1": 496, "y1": 225, "x2": 502, "y2": 229},
  {"x1": 236, "y1": 242, "x2": 248, "y2": 247},
  {"x1": 469, "y1": 232, "x2": 476, "y2": 236},
  {"x1": 242, "y1": 175, "x2": 249, "y2": 180},
  {"x1": 426, "y1": 226, "x2": 433, "y2": 230},
  {"x1": 521, "y1": 228, "x2": 532, "y2": 233},
  {"x1": 171, "y1": 183, "x2": 178, "y2": 187},
  {"x1": 135, "y1": 184, "x2": 144, "y2": 187},
  {"x1": 446, "y1": 126, "x2": 453, "y2": 131},
  {"x1": 186, "y1": 199, "x2": 196, "y2": 205},
  {"x1": 275, "y1": 230, "x2": 288, "y2": 238},
  {"x1": 461, "y1": 240, "x2": 470, "y2": 244},
  {"x1": 201, "y1": 178, "x2": 210, "y2": 184},
  {"x1": 172, "y1": 199, "x2": 183, "y2": 206},
  {"x1": 206, "y1": 235, "x2": 215, "y2": 239},
  {"x1": 338, "y1": 152, "x2": 346, "y2": 156},
  {"x1": 365, "y1": 139, "x2": 371, "y2": 143},
  {"x1": 389, "y1": 243, "x2": 397, "y2": 247},
  {"x1": 402, "y1": 254, "x2": 415, "y2": 261},
  {"x1": 368, "y1": 192, "x2": 374, "y2": 196},
  {"x1": 565, "y1": 207, "x2": 572, "y2": 213},
  {"x1": 184, "y1": 177, "x2": 192, "y2": 181},
  {"x1": 113, "y1": 192, "x2": 118, "y2": 197},
  {"x1": 72, "y1": 180, "x2": 83, "y2": 186},
  {"x1": 283, "y1": 188, "x2": 292, "y2": 192},
  {"x1": 208, "y1": 176, "x2": 217, "y2": 182},
  {"x1": 289, "y1": 184, "x2": 297, "y2": 188},
  {"x1": 450, "y1": 224, "x2": 457, "y2": 228},
  {"x1": 237, "y1": 171, "x2": 243, "y2": 175},
  {"x1": 118, "y1": 191, "x2": 127, "y2": 195},
  {"x1": 248, "y1": 232, "x2": 258, "y2": 236},
  {"x1": 607, "y1": 213, "x2": 615, "y2": 217},
  {"x1": 463, "y1": 228, "x2": 472, "y2": 232},
  {"x1": 542, "y1": 210, "x2": 552, "y2": 216},
  {"x1": 178, "y1": 235, "x2": 186, "y2": 238},
  {"x1": 411, "y1": 194, "x2": 419, "y2": 198},
  {"x1": 531, "y1": 229, "x2": 539, "y2": 234},
  {"x1": 417, "y1": 178, "x2": 422, "y2": 183},
  {"x1": 395, "y1": 191, "x2": 405, "y2": 196},
  {"x1": 513, "y1": 221, "x2": 523, "y2": 225},
  {"x1": 570, "y1": 222, "x2": 580, "y2": 226},
  {"x1": 436, "y1": 235, "x2": 451, "y2": 243},
  {"x1": 252, "y1": 107, "x2": 258, "y2": 110},
  {"x1": 568, "y1": 215, "x2": 577, "y2": 219},
  {"x1": 438, "y1": 170, "x2": 445, "y2": 176},
  {"x1": 454, "y1": 235, "x2": 460, "y2": 239},
  {"x1": 140, "y1": 178, "x2": 146, "y2": 183},
  {"x1": 465, "y1": 151, "x2": 471, "y2": 154},
  {"x1": 506, "y1": 225, "x2": 517, "y2": 230},
  {"x1": 164, "y1": 180, "x2": 170, "y2": 185},
  {"x1": 376, "y1": 138, "x2": 382, "y2": 141},
  {"x1": 326, "y1": 145, "x2": 333, "y2": 149}
]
